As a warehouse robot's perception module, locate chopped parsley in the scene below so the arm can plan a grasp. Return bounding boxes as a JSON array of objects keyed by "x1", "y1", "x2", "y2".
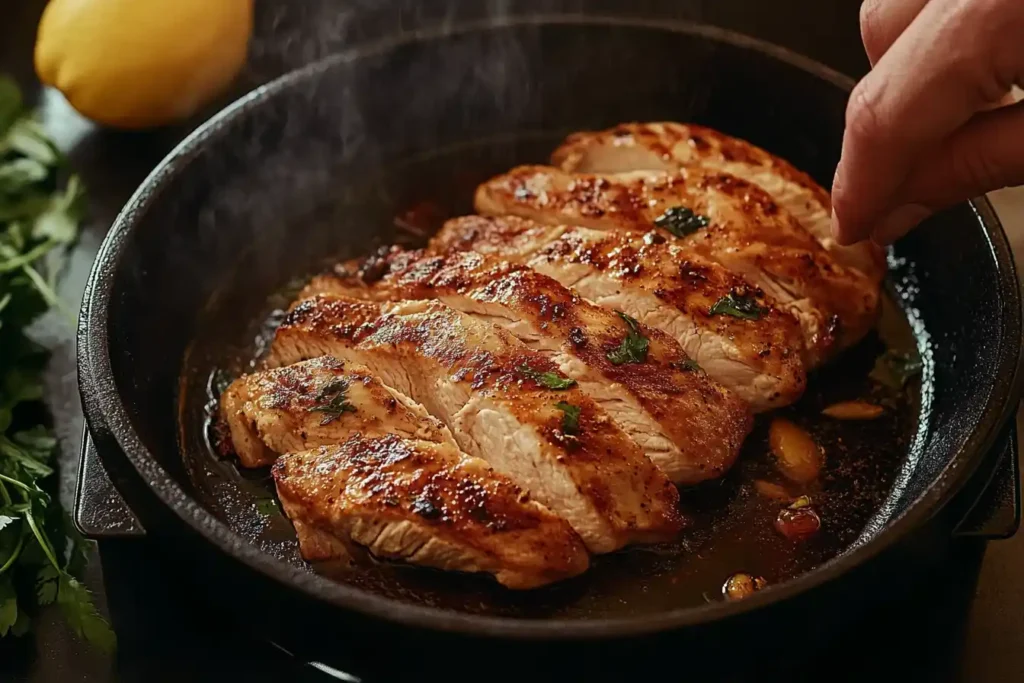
[
  {"x1": 554, "y1": 401, "x2": 581, "y2": 435},
  {"x1": 869, "y1": 349, "x2": 923, "y2": 390},
  {"x1": 709, "y1": 292, "x2": 767, "y2": 321},
  {"x1": 653, "y1": 205, "x2": 710, "y2": 237},
  {"x1": 308, "y1": 379, "x2": 357, "y2": 424},
  {"x1": 672, "y1": 358, "x2": 703, "y2": 373},
  {"x1": 606, "y1": 311, "x2": 649, "y2": 365},
  {"x1": 518, "y1": 364, "x2": 577, "y2": 390}
]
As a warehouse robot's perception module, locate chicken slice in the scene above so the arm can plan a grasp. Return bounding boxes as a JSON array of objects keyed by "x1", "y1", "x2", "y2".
[
  {"x1": 267, "y1": 295, "x2": 684, "y2": 553},
  {"x1": 274, "y1": 435, "x2": 590, "y2": 589},
  {"x1": 220, "y1": 356, "x2": 454, "y2": 468},
  {"x1": 550, "y1": 122, "x2": 885, "y2": 283},
  {"x1": 430, "y1": 215, "x2": 806, "y2": 411},
  {"x1": 301, "y1": 249, "x2": 753, "y2": 484},
  {"x1": 474, "y1": 165, "x2": 879, "y2": 362}
]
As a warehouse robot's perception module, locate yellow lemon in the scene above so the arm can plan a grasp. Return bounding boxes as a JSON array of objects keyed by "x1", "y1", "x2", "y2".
[{"x1": 34, "y1": 0, "x2": 253, "y2": 129}]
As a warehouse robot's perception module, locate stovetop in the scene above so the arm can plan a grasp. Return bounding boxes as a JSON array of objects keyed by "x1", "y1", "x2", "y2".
[{"x1": 4, "y1": 1, "x2": 1024, "y2": 680}]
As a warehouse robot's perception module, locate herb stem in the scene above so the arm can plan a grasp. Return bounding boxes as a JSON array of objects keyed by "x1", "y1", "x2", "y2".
[
  {"x1": 21, "y1": 263, "x2": 75, "y2": 325},
  {"x1": 0, "y1": 534, "x2": 24, "y2": 575},
  {"x1": 0, "y1": 473, "x2": 33, "y2": 493},
  {"x1": 23, "y1": 510, "x2": 60, "y2": 571},
  {"x1": 0, "y1": 480, "x2": 10, "y2": 506},
  {"x1": 0, "y1": 239, "x2": 56, "y2": 274}
]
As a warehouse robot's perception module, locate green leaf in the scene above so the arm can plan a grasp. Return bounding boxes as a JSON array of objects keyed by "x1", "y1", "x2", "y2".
[
  {"x1": 0, "y1": 76, "x2": 22, "y2": 138},
  {"x1": 0, "y1": 158, "x2": 49, "y2": 191},
  {"x1": 0, "y1": 515, "x2": 13, "y2": 532},
  {"x1": 36, "y1": 564, "x2": 59, "y2": 605},
  {"x1": 606, "y1": 311, "x2": 649, "y2": 365},
  {"x1": 653, "y1": 205, "x2": 710, "y2": 237},
  {"x1": 0, "y1": 578, "x2": 17, "y2": 637},
  {"x1": 869, "y1": 349, "x2": 923, "y2": 390},
  {"x1": 13, "y1": 426, "x2": 58, "y2": 461},
  {"x1": 2, "y1": 119, "x2": 59, "y2": 166},
  {"x1": 671, "y1": 358, "x2": 703, "y2": 373},
  {"x1": 32, "y1": 175, "x2": 85, "y2": 244},
  {"x1": 518, "y1": 364, "x2": 577, "y2": 390},
  {"x1": 308, "y1": 379, "x2": 357, "y2": 425},
  {"x1": 255, "y1": 498, "x2": 280, "y2": 517},
  {"x1": 708, "y1": 292, "x2": 768, "y2": 321},
  {"x1": 554, "y1": 401, "x2": 581, "y2": 435},
  {"x1": 57, "y1": 574, "x2": 116, "y2": 653}
]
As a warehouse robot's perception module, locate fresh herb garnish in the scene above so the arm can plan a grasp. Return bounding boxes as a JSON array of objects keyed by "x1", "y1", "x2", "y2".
[
  {"x1": 606, "y1": 311, "x2": 649, "y2": 365},
  {"x1": 308, "y1": 379, "x2": 357, "y2": 425},
  {"x1": 709, "y1": 292, "x2": 767, "y2": 321},
  {"x1": 554, "y1": 401, "x2": 581, "y2": 435},
  {"x1": 0, "y1": 76, "x2": 113, "y2": 650},
  {"x1": 653, "y1": 205, "x2": 710, "y2": 237},
  {"x1": 255, "y1": 498, "x2": 281, "y2": 517},
  {"x1": 869, "y1": 349, "x2": 923, "y2": 390},
  {"x1": 518, "y1": 364, "x2": 577, "y2": 390},
  {"x1": 671, "y1": 358, "x2": 703, "y2": 373}
]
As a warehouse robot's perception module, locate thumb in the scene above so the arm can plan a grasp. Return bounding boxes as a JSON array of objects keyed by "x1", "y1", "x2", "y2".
[{"x1": 871, "y1": 99, "x2": 1024, "y2": 245}]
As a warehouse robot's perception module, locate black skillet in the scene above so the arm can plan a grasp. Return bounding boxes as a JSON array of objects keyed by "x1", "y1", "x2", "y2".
[{"x1": 75, "y1": 15, "x2": 1022, "y2": 681}]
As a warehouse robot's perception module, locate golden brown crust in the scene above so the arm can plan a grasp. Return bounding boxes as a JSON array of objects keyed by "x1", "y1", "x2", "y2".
[
  {"x1": 273, "y1": 436, "x2": 590, "y2": 588},
  {"x1": 431, "y1": 215, "x2": 808, "y2": 410},
  {"x1": 551, "y1": 122, "x2": 885, "y2": 283},
  {"x1": 474, "y1": 166, "x2": 878, "y2": 360},
  {"x1": 307, "y1": 248, "x2": 752, "y2": 483},
  {"x1": 269, "y1": 295, "x2": 684, "y2": 551}
]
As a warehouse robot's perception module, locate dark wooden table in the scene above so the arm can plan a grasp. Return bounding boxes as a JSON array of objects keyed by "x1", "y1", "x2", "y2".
[{"x1": 3, "y1": 1, "x2": 1023, "y2": 680}]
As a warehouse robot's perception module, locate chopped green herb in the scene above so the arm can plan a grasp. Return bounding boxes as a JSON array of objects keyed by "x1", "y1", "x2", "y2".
[
  {"x1": 869, "y1": 349, "x2": 923, "y2": 390},
  {"x1": 709, "y1": 292, "x2": 767, "y2": 321},
  {"x1": 653, "y1": 205, "x2": 710, "y2": 237},
  {"x1": 518, "y1": 364, "x2": 577, "y2": 390},
  {"x1": 554, "y1": 401, "x2": 581, "y2": 435},
  {"x1": 308, "y1": 379, "x2": 357, "y2": 424},
  {"x1": 606, "y1": 311, "x2": 649, "y2": 365},
  {"x1": 255, "y1": 498, "x2": 281, "y2": 517},
  {"x1": 671, "y1": 358, "x2": 703, "y2": 373},
  {"x1": 0, "y1": 76, "x2": 112, "y2": 650}
]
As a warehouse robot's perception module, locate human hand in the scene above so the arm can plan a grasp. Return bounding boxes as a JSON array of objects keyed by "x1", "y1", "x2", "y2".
[{"x1": 831, "y1": 0, "x2": 1024, "y2": 246}]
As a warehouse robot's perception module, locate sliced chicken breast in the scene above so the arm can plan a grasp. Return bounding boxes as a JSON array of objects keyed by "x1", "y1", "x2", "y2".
[
  {"x1": 550, "y1": 122, "x2": 885, "y2": 283},
  {"x1": 431, "y1": 215, "x2": 807, "y2": 411},
  {"x1": 301, "y1": 249, "x2": 753, "y2": 484},
  {"x1": 474, "y1": 165, "x2": 879, "y2": 362},
  {"x1": 220, "y1": 356, "x2": 454, "y2": 468},
  {"x1": 274, "y1": 435, "x2": 590, "y2": 589},
  {"x1": 267, "y1": 295, "x2": 684, "y2": 553}
]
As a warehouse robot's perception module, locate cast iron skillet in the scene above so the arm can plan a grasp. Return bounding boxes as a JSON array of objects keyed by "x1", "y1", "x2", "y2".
[{"x1": 77, "y1": 15, "x2": 1022, "y2": 678}]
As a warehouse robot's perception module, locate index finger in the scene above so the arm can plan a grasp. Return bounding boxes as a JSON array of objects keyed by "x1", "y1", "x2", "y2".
[{"x1": 831, "y1": 0, "x2": 1023, "y2": 245}]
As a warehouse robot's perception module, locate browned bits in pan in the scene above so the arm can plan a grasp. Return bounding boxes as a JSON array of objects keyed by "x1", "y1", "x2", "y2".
[
  {"x1": 722, "y1": 573, "x2": 767, "y2": 600},
  {"x1": 821, "y1": 400, "x2": 885, "y2": 420}
]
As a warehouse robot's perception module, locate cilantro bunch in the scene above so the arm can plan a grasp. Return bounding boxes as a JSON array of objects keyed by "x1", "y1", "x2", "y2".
[{"x1": 0, "y1": 76, "x2": 114, "y2": 651}]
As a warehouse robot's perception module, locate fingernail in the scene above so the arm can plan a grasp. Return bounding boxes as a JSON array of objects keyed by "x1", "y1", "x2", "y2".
[{"x1": 872, "y1": 204, "x2": 932, "y2": 246}]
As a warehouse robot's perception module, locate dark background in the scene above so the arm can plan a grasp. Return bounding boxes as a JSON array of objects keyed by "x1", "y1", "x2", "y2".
[{"x1": 2, "y1": 0, "x2": 1023, "y2": 680}]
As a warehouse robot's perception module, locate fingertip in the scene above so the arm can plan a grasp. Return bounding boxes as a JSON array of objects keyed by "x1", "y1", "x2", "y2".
[
  {"x1": 830, "y1": 207, "x2": 861, "y2": 246},
  {"x1": 871, "y1": 203, "x2": 932, "y2": 246}
]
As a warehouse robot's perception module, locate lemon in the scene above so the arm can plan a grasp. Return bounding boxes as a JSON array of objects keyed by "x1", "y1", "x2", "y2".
[{"x1": 34, "y1": 0, "x2": 253, "y2": 129}]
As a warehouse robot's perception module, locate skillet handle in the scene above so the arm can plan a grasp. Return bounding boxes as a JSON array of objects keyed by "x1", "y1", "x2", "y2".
[
  {"x1": 952, "y1": 414, "x2": 1020, "y2": 539},
  {"x1": 73, "y1": 427, "x2": 147, "y2": 538}
]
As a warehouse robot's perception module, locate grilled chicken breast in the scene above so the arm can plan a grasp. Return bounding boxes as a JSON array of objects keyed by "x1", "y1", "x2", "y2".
[
  {"x1": 267, "y1": 295, "x2": 684, "y2": 552},
  {"x1": 550, "y1": 122, "x2": 885, "y2": 283},
  {"x1": 274, "y1": 435, "x2": 590, "y2": 589},
  {"x1": 474, "y1": 165, "x2": 879, "y2": 361},
  {"x1": 301, "y1": 249, "x2": 753, "y2": 484},
  {"x1": 431, "y1": 215, "x2": 807, "y2": 411},
  {"x1": 220, "y1": 356, "x2": 454, "y2": 468}
]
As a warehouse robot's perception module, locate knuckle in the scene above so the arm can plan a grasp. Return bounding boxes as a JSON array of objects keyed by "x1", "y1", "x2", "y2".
[{"x1": 845, "y1": 78, "x2": 887, "y2": 143}]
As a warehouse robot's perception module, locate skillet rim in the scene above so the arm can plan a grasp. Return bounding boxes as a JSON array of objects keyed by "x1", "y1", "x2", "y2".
[{"x1": 77, "y1": 14, "x2": 1024, "y2": 639}]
